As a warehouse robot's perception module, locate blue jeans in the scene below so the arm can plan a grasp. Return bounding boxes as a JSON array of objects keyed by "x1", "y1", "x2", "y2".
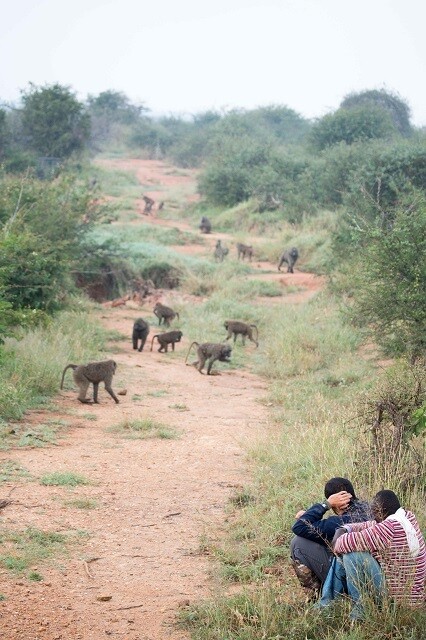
[{"x1": 319, "y1": 552, "x2": 386, "y2": 620}]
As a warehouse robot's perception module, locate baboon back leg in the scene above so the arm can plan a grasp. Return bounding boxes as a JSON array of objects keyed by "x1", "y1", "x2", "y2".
[
  {"x1": 93, "y1": 382, "x2": 99, "y2": 404},
  {"x1": 171, "y1": 343, "x2": 175, "y2": 351},
  {"x1": 133, "y1": 338, "x2": 138, "y2": 350},
  {"x1": 77, "y1": 378, "x2": 91, "y2": 403}
]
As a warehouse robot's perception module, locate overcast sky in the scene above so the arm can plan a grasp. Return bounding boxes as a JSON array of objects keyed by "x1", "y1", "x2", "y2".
[{"x1": 1, "y1": 0, "x2": 425, "y2": 125}]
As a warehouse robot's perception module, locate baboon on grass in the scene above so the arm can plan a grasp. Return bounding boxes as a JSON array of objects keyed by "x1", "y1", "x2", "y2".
[{"x1": 224, "y1": 320, "x2": 259, "y2": 347}]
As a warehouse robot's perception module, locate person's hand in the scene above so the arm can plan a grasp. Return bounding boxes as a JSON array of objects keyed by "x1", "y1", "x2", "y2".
[
  {"x1": 295, "y1": 509, "x2": 306, "y2": 519},
  {"x1": 327, "y1": 491, "x2": 352, "y2": 514}
]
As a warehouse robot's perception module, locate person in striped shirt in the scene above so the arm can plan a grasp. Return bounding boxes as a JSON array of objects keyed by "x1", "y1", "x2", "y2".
[{"x1": 319, "y1": 489, "x2": 426, "y2": 620}]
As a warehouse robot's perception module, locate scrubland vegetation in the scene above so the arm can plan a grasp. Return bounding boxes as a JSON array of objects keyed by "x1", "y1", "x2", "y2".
[{"x1": 0, "y1": 84, "x2": 425, "y2": 637}]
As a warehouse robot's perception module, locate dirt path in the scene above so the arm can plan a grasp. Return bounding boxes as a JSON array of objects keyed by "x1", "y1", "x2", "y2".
[{"x1": 0, "y1": 159, "x2": 321, "y2": 640}]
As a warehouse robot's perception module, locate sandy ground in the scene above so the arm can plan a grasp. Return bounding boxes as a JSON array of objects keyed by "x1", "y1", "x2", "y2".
[{"x1": 0, "y1": 159, "x2": 323, "y2": 640}]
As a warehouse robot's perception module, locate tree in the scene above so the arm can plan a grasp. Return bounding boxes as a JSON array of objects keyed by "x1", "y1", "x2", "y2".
[
  {"x1": 21, "y1": 83, "x2": 90, "y2": 157},
  {"x1": 0, "y1": 109, "x2": 10, "y2": 158},
  {"x1": 309, "y1": 105, "x2": 396, "y2": 151},
  {"x1": 341, "y1": 89, "x2": 412, "y2": 137},
  {"x1": 349, "y1": 194, "x2": 426, "y2": 360}
]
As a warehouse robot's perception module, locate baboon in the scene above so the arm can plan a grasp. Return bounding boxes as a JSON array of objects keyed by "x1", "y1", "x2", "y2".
[
  {"x1": 60, "y1": 360, "x2": 119, "y2": 404},
  {"x1": 199, "y1": 216, "x2": 212, "y2": 234},
  {"x1": 278, "y1": 247, "x2": 299, "y2": 273},
  {"x1": 153, "y1": 302, "x2": 180, "y2": 326},
  {"x1": 224, "y1": 320, "x2": 259, "y2": 348},
  {"x1": 132, "y1": 318, "x2": 150, "y2": 352},
  {"x1": 185, "y1": 342, "x2": 232, "y2": 375},
  {"x1": 236, "y1": 242, "x2": 253, "y2": 261},
  {"x1": 142, "y1": 195, "x2": 155, "y2": 214},
  {"x1": 150, "y1": 330, "x2": 183, "y2": 353},
  {"x1": 214, "y1": 239, "x2": 229, "y2": 262}
]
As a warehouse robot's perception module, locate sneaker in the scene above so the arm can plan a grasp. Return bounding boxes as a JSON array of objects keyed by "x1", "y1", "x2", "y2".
[{"x1": 291, "y1": 560, "x2": 321, "y2": 590}]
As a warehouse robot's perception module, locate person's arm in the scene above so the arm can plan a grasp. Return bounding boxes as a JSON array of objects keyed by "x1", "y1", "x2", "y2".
[
  {"x1": 292, "y1": 491, "x2": 353, "y2": 543},
  {"x1": 334, "y1": 520, "x2": 393, "y2": 555}
]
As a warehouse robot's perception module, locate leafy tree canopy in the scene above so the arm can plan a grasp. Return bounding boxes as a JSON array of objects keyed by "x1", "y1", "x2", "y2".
[
  {"x1": 21, "y1": 83, "x2": 90, "y2": 158},
  {"x1": 309, "y1": 105, "x2": 396, "y2": 151},
  {"x1": 341, "y1": 89, "x2": 412, "y2": 136},
  {"x1": 349, "y1": 193, "x2": 426, "y2": 360},
  {"x1": 87, "y1": 90, "x2": 146, "y2": 124}
]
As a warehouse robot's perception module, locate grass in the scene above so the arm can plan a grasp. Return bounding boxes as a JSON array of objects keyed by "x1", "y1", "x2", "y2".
[
  {"x1": 0, "y1": 459, "x2": 30, "y2": 483},
  {"x1": 109, "y1": 417, "x2": 179, "y2": 440},
  {"x1": 0, "y1": 309, "x2": 108, "y2": 421},
  {"x1": 0, "y1": 420, "x2": 70, "y2": 450},
  {"x1": 40, "y1": 472, "x2": 91, "y2": 487},
  {"x1": 65, "y1": 498, "x2": 98, "y2": 510},
  {"x1": 0, "y1": 527, "x2": 70, "y2": 579},
  {"x1": 169, "y1": 403, "x2": 189, "y2": 412},
  {"x1": 179, "y1": 590, "x2": 426, "y2": 640}
]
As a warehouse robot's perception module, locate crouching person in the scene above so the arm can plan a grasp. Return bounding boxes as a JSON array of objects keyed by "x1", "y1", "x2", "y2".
[
  {"x1": 319, "y1": 489, "x2": 426, "y2": 620},
  {"x1": 290, "y1": 477, "x2": 371, "y2": 600}
]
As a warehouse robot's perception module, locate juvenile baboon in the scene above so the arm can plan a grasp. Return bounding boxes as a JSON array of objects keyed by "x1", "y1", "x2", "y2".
[
  {"x1": 214, "y1": 240, "x2": 229, "y2": 262},
  {"x1": 199, "y1": 216, "x2": 212, "y2": 234},
  {"x1": 142, "y1": 195, "x2": 155, "y2": 214},
  {"x1": 150, "y1": 330, "x2": 183, "y2": 353},
  {"x1": 224, "y1": 320, "x2": 259, "y2": 348},
  {"x1": 132, "y1": 318, "x2": 150, "y2": 352},
  {"x1": 185, "y1": 342, "x2": 232, "y2": 375},
  {"x1": 60, "y1": 360, "x2": 119, "y2": 404},
  {"x1": 278, "y1": 247, "x2": 299, "y2": 273},
  {"x1": 153, "y1": 302, "x2": 180, "y2": 326},
  {"x1": 236, "y1": 242, "x2": 253, "y2": 261}
]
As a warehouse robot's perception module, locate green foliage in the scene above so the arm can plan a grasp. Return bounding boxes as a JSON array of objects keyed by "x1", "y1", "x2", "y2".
[
  {"x1": 348, "y1": 196, "x2": 426, "y2": 358},
  {"x1": 0, "y1": 310, "x2": 106, "y2": 421},
  {"x1": 0, "y1": 232, "x2": 69, "y2": 311},
  {"x1": 110, "y1": 417, "x2": 179, "y2": 440},
  {"x1": 341, "y1": 88, "x2": 412, "y2": 136},
  {"x1": 309, "y1": 105, "x2": 397, "y2": 151},
  {"x1": 356, "y1": 361, "x2": 426, "y2": 493},
  {"x1": 0, "y1": 527, "x2": 68, "y2": 576},
  {"x1": 21, "y1": 83, "x2": 90, "y2": 158},
  {"x1": 40, "y1": 472, "x2": 90, "y2": 486},
  {"x1": 342, "y1": 141, "x2": 426, "y2": 214}
]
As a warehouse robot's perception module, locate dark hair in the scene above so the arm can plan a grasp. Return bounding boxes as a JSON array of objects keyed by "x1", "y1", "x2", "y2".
[
  {"x1": 324, "y1": 477, "x2": 357, "y2": 500},
  {"x1": 372, "y1": 490, "x2": 401, "y2": 521}
]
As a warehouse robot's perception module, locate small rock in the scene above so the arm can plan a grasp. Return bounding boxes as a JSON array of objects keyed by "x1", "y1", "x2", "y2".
[
  {"x1": 96, "y1": 595, "x2": 112, "y2": 602},
  {"x1": 118, "y1": 389, "x2": 127, "y2": 396}
]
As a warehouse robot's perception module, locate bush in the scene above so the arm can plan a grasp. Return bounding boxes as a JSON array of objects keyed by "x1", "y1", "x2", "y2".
[{"x1": 347, "y1": 194, "x2": 426, "y2": 359}]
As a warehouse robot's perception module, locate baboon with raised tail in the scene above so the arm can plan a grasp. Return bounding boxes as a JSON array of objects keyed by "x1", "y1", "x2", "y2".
[
  {"x1": 224, "y1": 321, "x2": 259, "y2": 347},
  {"x1": 185, "y1": 342, "x2": 232, "y2": 375},
  {"x1": 61, "y1": 360, "x2": 119, "y2": 404},
  {"x1": 150, "y1": 330, "x2": 183, "y2": 353}
]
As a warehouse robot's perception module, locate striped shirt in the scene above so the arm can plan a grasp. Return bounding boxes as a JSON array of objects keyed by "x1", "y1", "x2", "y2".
[{"x1": 334, "y1": 510, "x2": 426, "y2": 604}]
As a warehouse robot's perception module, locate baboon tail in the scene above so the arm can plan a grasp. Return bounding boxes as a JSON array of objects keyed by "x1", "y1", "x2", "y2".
[
  {"x1": 250, "y1": 325, "x2": 259, "y2": 341},
  {"x1": 185, "y1": 341, "x2": 199, "y2": 364},
  {"x1": 60, "y1": 364, "x2": 77, "y2": 389},
  {"x1": 150, "y1": 335, "x2": 158, "y2": 351}
]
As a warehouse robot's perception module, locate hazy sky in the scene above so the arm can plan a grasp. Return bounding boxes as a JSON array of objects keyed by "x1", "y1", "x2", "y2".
[{"x1": 1, "y1": 0, "x2": 425, "y2": 125}]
